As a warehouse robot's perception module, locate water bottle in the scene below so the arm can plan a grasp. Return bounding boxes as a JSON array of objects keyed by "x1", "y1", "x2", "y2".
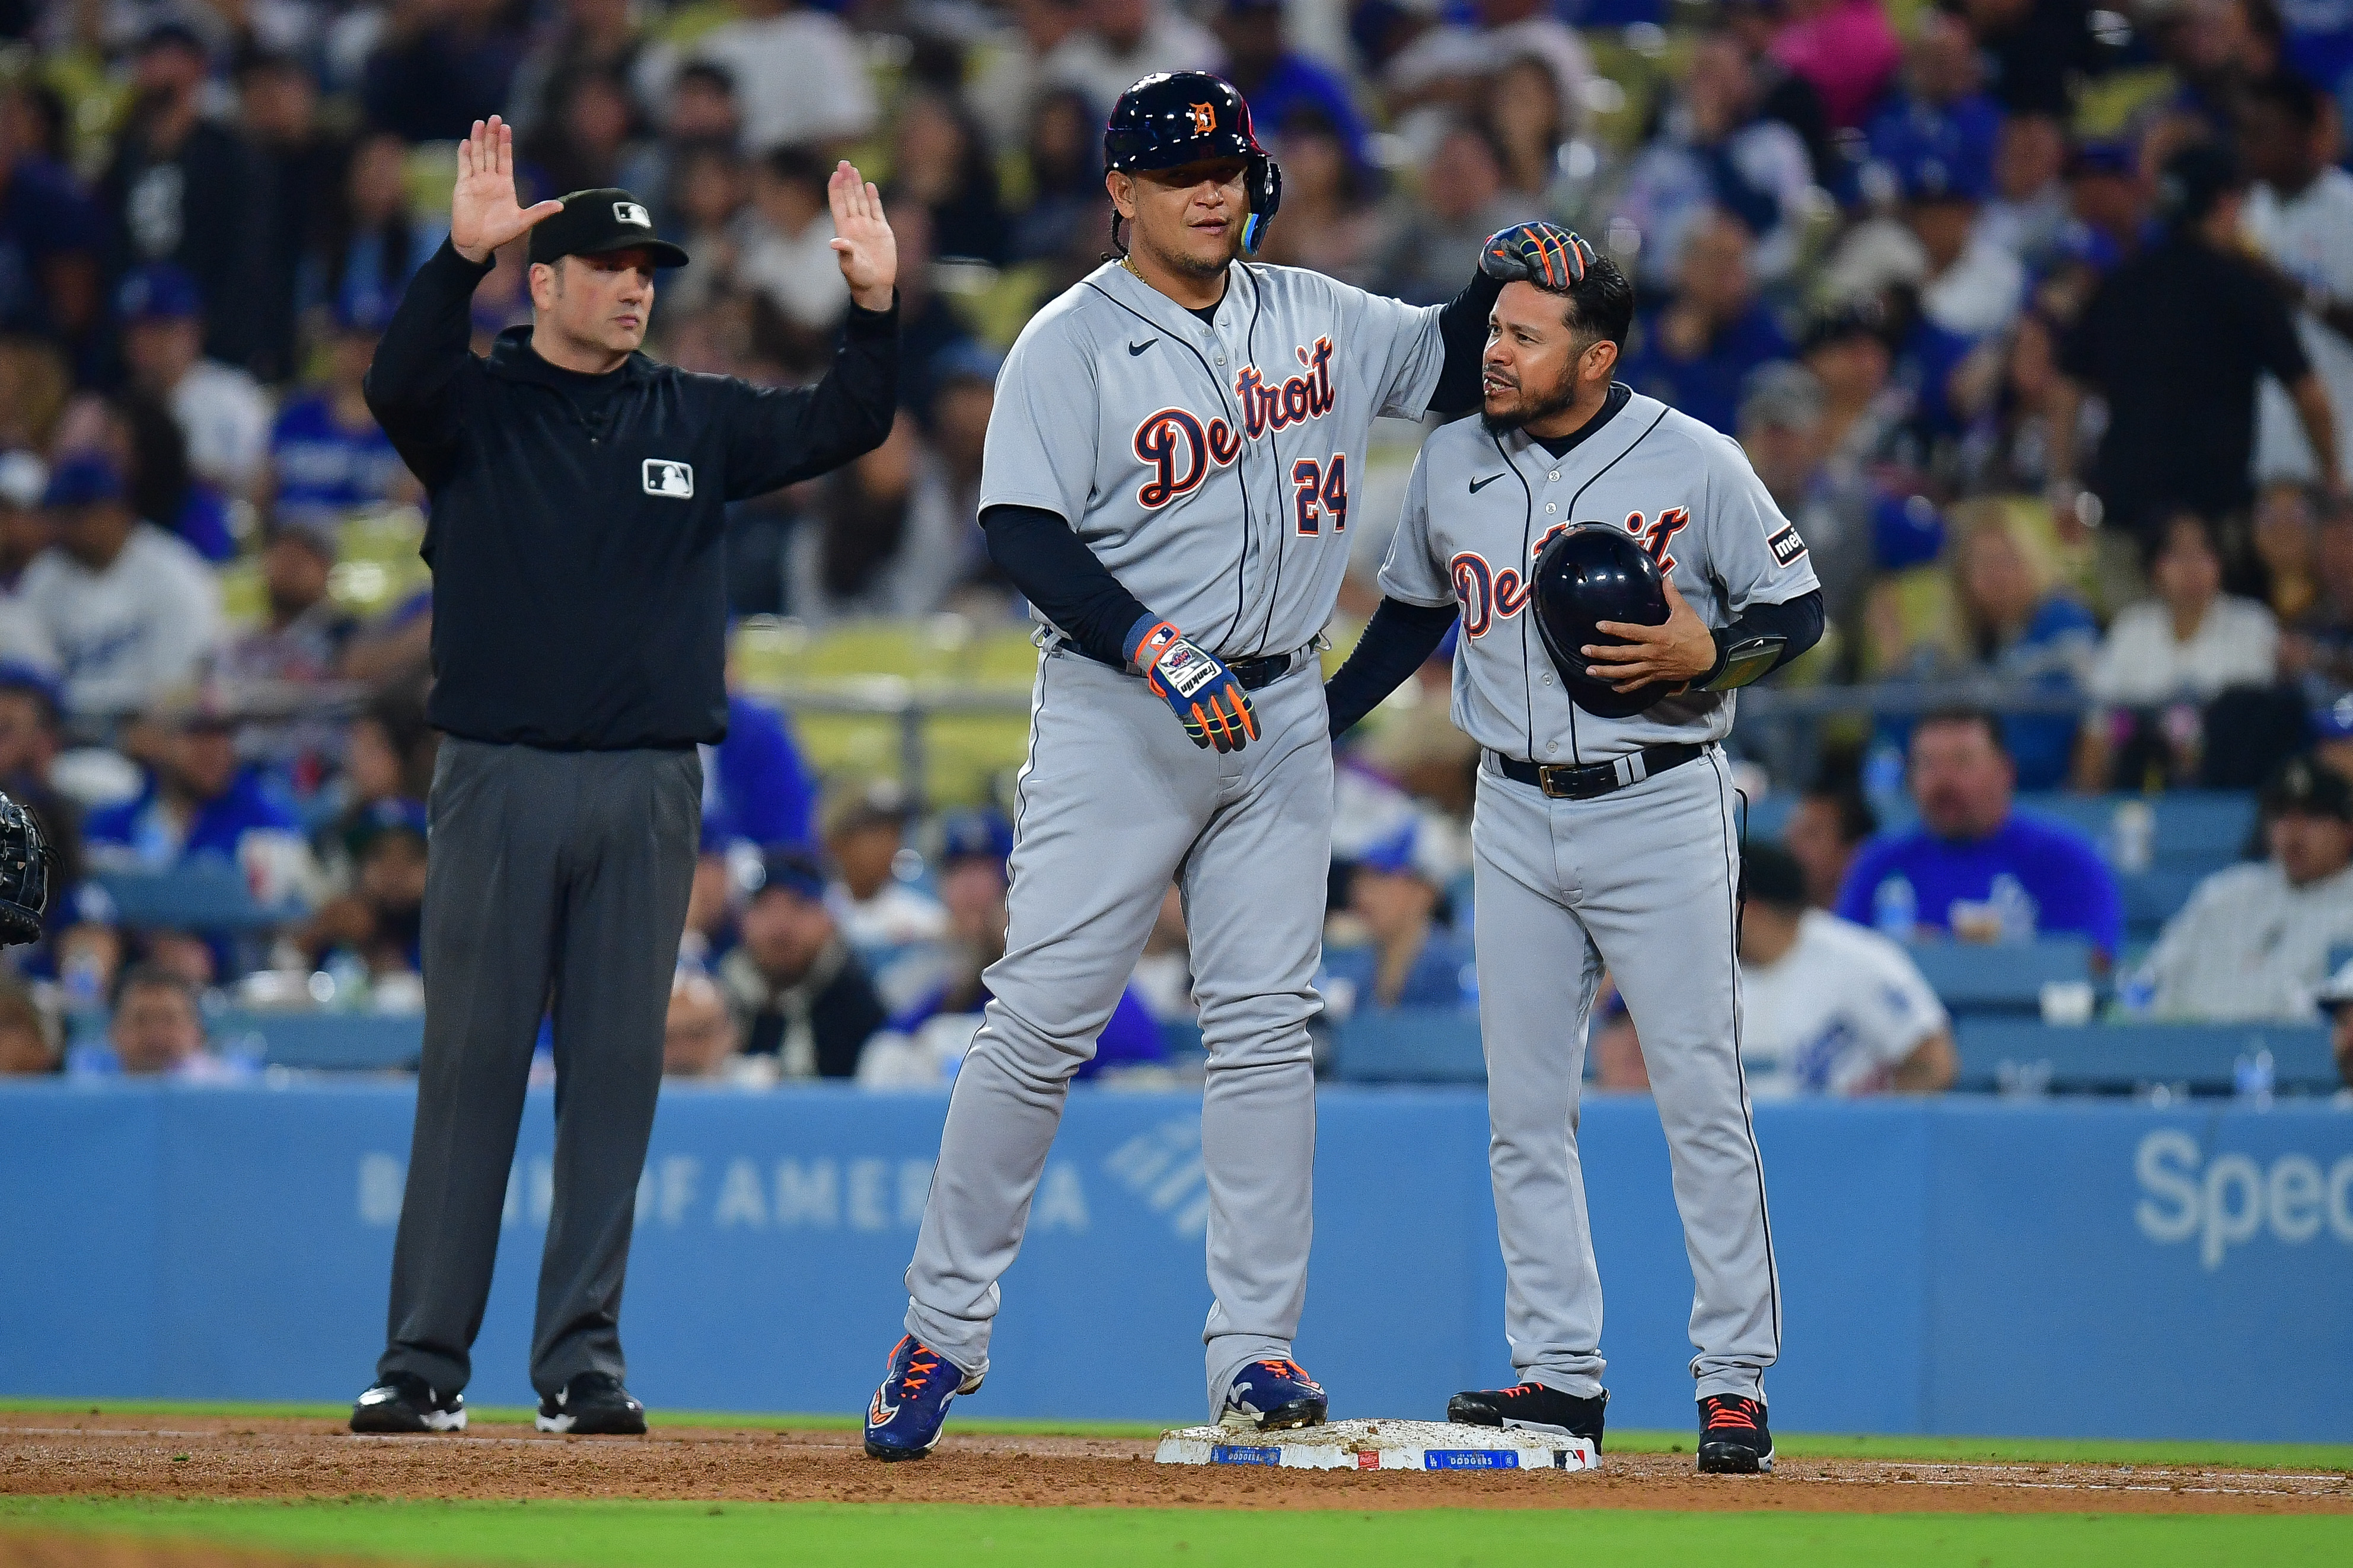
[
  {"x1": 1873, "y1": 875, "x2": 1917, "y2": 940},
  {"x1": 2110, "y1": 800, "x2": 2155, "y2": 874},
  {"x1": 2234, "y1": 1048, "x2": 2275, "y2": 1108},
  {"x1": 1861, "y1": 742, "x2": 1906, "y2": 825},
  {"x1": 62, "y1": 948, "x2": 106, "y2": 1013}
]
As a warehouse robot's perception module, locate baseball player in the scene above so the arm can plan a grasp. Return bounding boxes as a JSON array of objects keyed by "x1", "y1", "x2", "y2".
[
  {"x1": 1324, "y1": 229, "x2": 1823, "y2": 1474},
  {"x1": 863, "y1": 71, "x2": 1545, "y2": 1459}
]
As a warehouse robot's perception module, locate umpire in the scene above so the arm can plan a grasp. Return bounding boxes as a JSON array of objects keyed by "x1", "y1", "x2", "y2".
[{"x1": 351, "y1": 117, "x2": 898, "y2": 1436}]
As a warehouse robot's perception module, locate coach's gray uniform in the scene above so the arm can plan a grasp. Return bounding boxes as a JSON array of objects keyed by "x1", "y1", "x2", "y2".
[
  {"x1": 1380, "y1": 389, "x2": 1819, "y2": 1404},
  {"x1": 904, "y1": 260, "x2": 1446, "y2": 1415}
]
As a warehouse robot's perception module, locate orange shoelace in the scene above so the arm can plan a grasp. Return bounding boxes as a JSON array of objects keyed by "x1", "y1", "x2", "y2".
[{"x1": 1704, "y1": 1400, "x2": 1761, "y2": 1432}]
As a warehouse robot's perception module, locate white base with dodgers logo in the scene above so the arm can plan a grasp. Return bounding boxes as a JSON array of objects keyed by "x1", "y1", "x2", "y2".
[{"x1": 1156, "y1": 1418, "x2": 1599, "y2": 1474}]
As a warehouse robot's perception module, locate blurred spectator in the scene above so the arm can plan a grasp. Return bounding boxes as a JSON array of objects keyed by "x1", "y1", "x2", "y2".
[
  {"x1": 1865, "y1": 12, "x2": 2000, "y2": 207},
  {"x1": 1836, "y1": 705, "x2": 2124, "y2": 958},
  {"x1": 791, "y1": 410, "x2": 989, "y2": 619},
  {"x1": 264, "y1": 304, "x2": 415, "y2": 529},
  {"x1": 2242, "y1": 71, "x2": 2353, "y2": 491},
  {"x1": 968, "y1": 0, "x2": 1091, "y2": 154},
  {"x1": 686, "y1": 0, "x2": 877, "y2": 155},
  {"x1": 2255, "y1": 481, "x2": 2321, "y2": 624},
  {"x1": 1722, "y1": 0, "x2": 1836, "y2": 181},
  {"x1": 221, "y1": 516, "x2": 361, "y2": 771},
  {"x1": 1615, "y1": 33, "x2": 1814, "y2": 290},
  {"x1": 104, "y1": 965, "x2": 235, "y2": 1079},
  {"x1": 1322, "y1": 815, "x2": 1474, "y2": 1013},
  {"x1": 18, "y1": 453, "x2": 221, "y2": 717},
  {"x1": 890, "y1": 97, "x2": 1005, "y2": 266},
  {"x1": 2052, "y1": 142, "x2": 2338, "y2": 545},
  {"x1": 2090, "y1": 512, "x2": 2279, "y2": 706},
  {"x1": 2054, "y1": 139, "x2": 2152, "y2": 281},
  {"x1": 1252, "y1": 110, "x2": 1379, "y2": 285},
  {"x1": 879, "y1": 204, "x2": 978, "y2": 421},
  {"x1": 237, "y1": 52, "x2": 341, "y2": 384},
  {"x1": 735, "y1": 146, "x2": 849, "y2": 334},
  {"x1": 2319, "y1": 954, "x2": 2353, "y2": 1087},
  {"x1": 508, "y1": 0, "x2": 647, "y2": 140},
  {"x1": 362, "y1": 0, "x2": 530, "y2": 144},
  {"x1": 1784, "y1": 780, "x2": 1876, "y2": 910},
  {"x1": 719, "y1": 844, "x2": 886, "y2": 1077},
  {"x1": 1979, "y1": 114, "x2": 2070, "y2": 270},
  {"x1": 1007, "y1": 87, "x2": 1108, "y2": 267},
  {"x1": 1215, "y1": 0, "x2": 1367, "y2": 163},
  {"x1": 297, "y1": 799, "x2": 427, "y2": 982},
  {"x1": 116, "y1": 264, "x2": 272, "y2": 507},
  {"x1": 1772, "y1": 0, "x2": 1902, "y2": 130},
  {"x1": 0, "y1": 663, "x2": 84, "y2": 907},
  {"x1": 706, "y1": 690, "x2": 816, "y2": 852},
  {"x1": 1798, "y1": 300, "x2": 1917, "y2": 484},
  {"x1": 1946, "y1": 505, "x2": 2098, "y2": 788},
  {"x1": 825, "y1": 779, "x2": 948, "y2": 1018},
  {"x1": 314, "y1": 692, "x2": 434, "y2": 892},
  {"x1": 662, "y1": 969, "x2": 743, "y2": 1078},
  {"x1": 1045, "y1": 0, "x2": 1222, "y2": 124},
  {"x1": 304, "y1": 131, "x2": 448, "y2": 333},
  {"x1": 1372, "y1": 120, "x2": 1517, "y2": 305},
  {"x1": 1483, "y1": 54, "x2": 1582, "y2": 219},
  {"x1": 1736, "y1": 844, "x2": 1955, "y2": 1094},
  {"x1": 0, "y1": 454, "x2": 53, "y2": 666},
  {"x1": 1617, "y1": 208, "x2": 1791, "y2": 436},
  {"x1": 0, "y1": 74, "x2": 99, "y2": 350},
  {"x1": 1382, "y1": 0, "x2": 1591, "y2": 146},
  {"x1": 1898, "y1": 148, "x2": 2024, "y2": 341},
  {"x1": 1965, "y1": 0, "x2": 2113, "y2": 119},
  {"x1": 2284, "y1": 497, "x2": 2353, "y2": 689},
  {"x1": 2139, "y1": 756, "x2": 2353, "y2": 1020},
  {"x1": 0, "y1": 978, "x2": 57, "y2": 1075},
  {"x1": 521, "y1": 66, "x2": 643, "y2": 199},
  {"x1": 99, "y1": 22, "x2": 265, "y2": 369},
  {"x1": 1956, "y1": 311, "x2": 2080, "y2": 496},
  {"x1": 1130, "y1": 883, "x2": 1195, "y2": 1022}
]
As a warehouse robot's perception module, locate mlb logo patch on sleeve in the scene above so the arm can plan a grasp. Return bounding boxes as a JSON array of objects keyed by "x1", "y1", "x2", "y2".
[
  {"x1": 643, "y1": 459, "x2": 695, "y2": 498},
  {"x1": 1767, "y1": 524, "x2": 1807, "y2": 566}
]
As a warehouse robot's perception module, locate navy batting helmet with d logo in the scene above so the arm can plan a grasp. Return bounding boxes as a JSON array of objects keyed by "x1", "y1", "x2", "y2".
[
  {"x1": 1531, "y1": 525, "x2": 1675, "y2": 719},
  {"x1": 1104, "y1": 72, "x2": 1282, "y2": 253}
]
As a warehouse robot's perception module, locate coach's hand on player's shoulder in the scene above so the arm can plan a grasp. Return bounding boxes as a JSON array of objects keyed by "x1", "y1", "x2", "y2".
[
  {"x1": 450, "y1": 116, "x2": 565, "y2": 265},
  {"x1": 1587, "y1": 579, "x2": 1717, "y2": 695},
  {"x1": 827, "y1": 161, "x2": 897, "y2": 313}
]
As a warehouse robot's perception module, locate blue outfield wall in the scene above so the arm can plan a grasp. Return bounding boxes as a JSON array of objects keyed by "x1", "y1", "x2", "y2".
[{"x1": 1, "y1": 1083, "x2": 2348, "y2": 1441}]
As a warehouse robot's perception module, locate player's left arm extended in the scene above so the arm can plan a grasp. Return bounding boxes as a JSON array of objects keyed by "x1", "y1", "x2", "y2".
[{"x1": 1427, "y1": 269, "x2": 1506, "y2": 415}]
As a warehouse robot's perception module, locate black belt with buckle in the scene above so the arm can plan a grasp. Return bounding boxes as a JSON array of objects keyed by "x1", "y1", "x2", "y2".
[
  {"x1": 1496, "y1": 742, "x2": 1707, "y2": 801},
  {"x1": 1077, "y1": 645, "x2": 1300, "y2": 691}
]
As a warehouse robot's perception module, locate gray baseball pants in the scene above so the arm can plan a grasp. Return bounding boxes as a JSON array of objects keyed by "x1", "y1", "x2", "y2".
[
  {"x1": 378, "y1": 737, "x2": 701, "y2": 1400},
  {"x1": 1470, "y1": 745, "x2": 1780, "y2": 1404},
  {"x1": 904, "y1": 647, "x2": 1329, "y2": 1419}
]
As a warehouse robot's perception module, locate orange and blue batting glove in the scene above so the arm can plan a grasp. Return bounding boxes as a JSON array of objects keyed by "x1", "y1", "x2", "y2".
[
  {"x1": 1480, "y1": 222, "x2": 1596, "y2": 293},
  {"x1": 1128, "y1": 618, "x2": 1258, "y2": 755}
]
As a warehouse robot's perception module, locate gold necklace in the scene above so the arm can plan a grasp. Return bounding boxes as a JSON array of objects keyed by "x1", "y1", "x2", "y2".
[{"x1": 1120, "y1": 254, "x2": 1142, "y2": 280}]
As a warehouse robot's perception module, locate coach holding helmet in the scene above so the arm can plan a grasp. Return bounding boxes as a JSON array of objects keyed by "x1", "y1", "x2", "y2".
[{"x1": 350, "y1": 117, "x2": 897, "y2": 1437}]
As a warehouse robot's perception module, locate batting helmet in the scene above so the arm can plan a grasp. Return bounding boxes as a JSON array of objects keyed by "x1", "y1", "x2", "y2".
[
  {"x1": 1104, "y1": 72, "x2": 1282, "y2": 254},
  {"x1": 1530, "y1": 526, "x2": 1675, "y2": 720},
  {"x1": 0, "y1": 792, "x2": 50, "y2": 947}
]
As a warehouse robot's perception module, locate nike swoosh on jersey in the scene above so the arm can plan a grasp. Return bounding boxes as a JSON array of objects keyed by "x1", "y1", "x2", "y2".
[
  {"x1": 1128, "y1": 338, "x2": 1158, "y2": 356},
  {"x1": 1469, "y1": 472, "x2": 1505, "y2": 493}
]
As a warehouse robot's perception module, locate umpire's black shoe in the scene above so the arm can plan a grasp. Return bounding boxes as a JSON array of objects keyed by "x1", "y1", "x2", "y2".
[
  {"x1": 1447, "y1": 1382, "x2": 1606, "y2": 1446},
  {"x1": 350, "y1": 1372, "x2": 467, "y2": 1434},
  {"x1": 535, "y1": 1371, "x2": 648, "y2": 1435},
  {"x1": 1696, "y1": 1394, "x2": 1773, "y2": 1474}
]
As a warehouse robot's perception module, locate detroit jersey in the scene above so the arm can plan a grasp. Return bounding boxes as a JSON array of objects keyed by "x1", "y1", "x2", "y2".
[
  {"x1": 1379, "y1": 388, "x2": 1819, "y2": 760},
  {"x1": 981, "y1": 259, "x2": 1447, "y2": 659}
]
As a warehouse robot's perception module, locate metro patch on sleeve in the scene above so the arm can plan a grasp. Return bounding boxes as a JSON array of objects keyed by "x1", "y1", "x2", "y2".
[{"x1": 1766, "y1": 524, "x2": 1808, "y2": 566}]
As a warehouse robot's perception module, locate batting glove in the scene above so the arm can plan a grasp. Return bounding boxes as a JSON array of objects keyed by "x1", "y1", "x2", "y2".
[
  {"x1": 1480, "y1": 222, "x2": 1596, "y2": 292},
  {"x1": 1130, "y1": 619, "x2": 1258, "y2": 754}
]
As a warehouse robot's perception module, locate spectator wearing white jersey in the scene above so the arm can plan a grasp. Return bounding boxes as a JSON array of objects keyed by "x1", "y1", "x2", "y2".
[
  {"x1": 678, "y1": 0, "x2": 876, "y2": 155},
  {"x1": 2141, "y1": 756, "x2": 2353, "y2": 1021},
  {"x1": 1738, "y1": 844, "x2": 1955, "y2": 1096},
  {"x1": 2240, "y1": 72, "x2": 2353, "y2": 488}
]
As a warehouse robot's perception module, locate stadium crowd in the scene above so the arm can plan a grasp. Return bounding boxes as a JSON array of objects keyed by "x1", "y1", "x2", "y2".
[{"x1": 0, "y1": 0, "x2": 2349, "y2": 1091}]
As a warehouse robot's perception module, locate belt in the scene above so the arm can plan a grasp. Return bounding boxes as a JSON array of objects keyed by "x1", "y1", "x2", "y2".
[
  {"x1": 1072, "y1": 643, "x2": 1304, "y2": 691},
  {"x1": 1494, "y1": 742, "x2": 1706, "y2": 801}
]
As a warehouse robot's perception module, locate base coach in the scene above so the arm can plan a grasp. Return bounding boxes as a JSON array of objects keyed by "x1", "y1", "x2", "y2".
[{"x1": 350, "y1": 117, "x2": 898, "y2": 1435}]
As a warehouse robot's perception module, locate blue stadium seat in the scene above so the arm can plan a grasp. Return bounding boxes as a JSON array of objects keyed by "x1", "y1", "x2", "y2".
[
  {"x1": 1904, "y1": 937, "x2": 2094, "y2": 1015},
  {"x1": 205, "y1": 1011, "x2": 424, "y2": 1071},
  {"x1": 95, "y1": 867, "x2": 304, "y2": 932},
  {"x1": 1953, "y1": 1018, "x2": 2337, "y2": 1096},
  {"x1": 2120, "y1": 867, "x2": 2208, "y2": 938},
  {"x1": 1331, "y1": 1008, "x2": 1485, "y2": 1083}
]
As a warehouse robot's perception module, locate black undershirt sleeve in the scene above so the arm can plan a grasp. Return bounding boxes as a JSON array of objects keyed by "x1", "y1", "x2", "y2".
[
  {"x1": 1706, "y1": 589, "x2": 1825, "y2": 684},
  {"x1": 980, "y1": 503, "x2": 1154, "y2": 669},
  {"x1": 1429, "y1": 271, "x2": 1504, "y2": 415},
  {"x1": 1324, "y1": 598, "x2": 1462, "y2": 737}
]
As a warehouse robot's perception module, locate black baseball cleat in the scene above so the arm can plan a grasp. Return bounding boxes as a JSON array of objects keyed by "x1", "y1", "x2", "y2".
[
  {"x1": 535, "y1": 1371, "x2": 648, "y2": 1435},
  {"x1": 1447, "y1": 1382, "x2": 1606, "y2": 1447},
  {"x1": 350, "y1": 1372, "x2": 466, "y2": 1434},
  {"x1": 1695, "y1": 1394, "x2": 1773, "y2": 1474}
]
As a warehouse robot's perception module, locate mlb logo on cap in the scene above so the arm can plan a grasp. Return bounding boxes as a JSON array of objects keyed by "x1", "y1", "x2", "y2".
[
  {"x1": 643, "y1": 459, "x2": 694, "y2": 498},
  {"x1": 613, "y1": 201, "x2": 652, "y2": 228}
]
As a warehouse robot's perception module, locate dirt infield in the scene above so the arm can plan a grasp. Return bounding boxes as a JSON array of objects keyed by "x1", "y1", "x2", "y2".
[
  {"x1": 0, "y1": 1534, "x2": 353, "y2": 1568},
  {"x1": 2, "y1": 1412, "x2": 2347, "y2": 1516}
]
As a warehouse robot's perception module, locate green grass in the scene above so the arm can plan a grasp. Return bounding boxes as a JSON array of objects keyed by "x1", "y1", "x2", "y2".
[
  {"x1": 5, "y1": 1399, "x2": 2345, "y2": 1472},
  {"x1": 4, "y1": 1499, "x2": 2349, "y2": 1568}
]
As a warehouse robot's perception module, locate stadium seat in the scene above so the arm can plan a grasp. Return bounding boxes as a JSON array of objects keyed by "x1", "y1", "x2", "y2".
[
  {"x1": 1905, "y1": 937, "x2": 2094, "y2": 1015},
  {"x1": 1331, "y1": 1008, "x2": 1485, "y2": 1083},
  {"x1": 1952, "y1": 1018, "x2": 2338, "y2": 1096},
  {"x1": 208, "y1": 1011, "x2": 425, "y2": 1071},
  {"x1": 96, "y1": 866, "x2": 304, "y2": 932}
]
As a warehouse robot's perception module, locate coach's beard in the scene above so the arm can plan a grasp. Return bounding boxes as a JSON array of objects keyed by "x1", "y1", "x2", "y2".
[{"x1": 1481, "y1": 373, "x2": 1579, "y2": 436}]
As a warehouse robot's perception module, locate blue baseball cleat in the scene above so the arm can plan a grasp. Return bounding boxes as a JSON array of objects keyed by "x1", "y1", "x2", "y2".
[
  {"x1": 863, "y1": 1334, "x2": 981, "y2": 1461},
  {"x1": 1220, "y1": 1358, "x2": 1328, "y2": 1432}
]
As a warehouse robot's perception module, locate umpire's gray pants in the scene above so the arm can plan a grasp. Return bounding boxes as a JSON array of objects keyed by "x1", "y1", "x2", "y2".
[
  {"x1": 903, "y1": 649, "x2": 1329, "y2": 1420},
  {"x1": 1472, "y1": 746, "x2": 1780, "y2": 1405},
  {"x1": 378, "y1": 737, "x2": 700, "y2": 1399}
]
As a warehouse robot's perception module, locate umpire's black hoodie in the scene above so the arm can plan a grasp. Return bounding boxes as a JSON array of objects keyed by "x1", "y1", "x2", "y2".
[{"x1": 366, "y1": 240, "x2": 897, "y2": 751}]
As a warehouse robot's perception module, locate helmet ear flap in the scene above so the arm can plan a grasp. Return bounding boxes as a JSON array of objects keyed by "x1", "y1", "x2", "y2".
[{"x1": 1242, "y1": 155, "x2": 1281, "y2": 254}]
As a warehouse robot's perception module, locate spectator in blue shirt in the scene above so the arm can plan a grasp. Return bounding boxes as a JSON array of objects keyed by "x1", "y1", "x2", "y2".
[
  {"x1": 1324, "y1": 815, "x2": 1477, "y2": 1012},
  {"x1": 302, "y1": 131, "x2": 450, "y2": 331},
  {"x1": 710, "y1": 691, "x2": 817, "y2": 851},
  {"x1": 1864, "y1": 12, "x2": 2001, "y2": 207},
  {"x1": 1836, "y1": 705, "x2": 2124, "y2": 960},
  {"x1": 84, "y1": 705, "x2": 311, "y2": 889},
  {"x1": 1218, "y1": 0, "x2": 1372, "y2": 170},
  {"x1": 1617, "y1": 207, "x2": 1794, "y2": 436},
  {"x1": 0, "y1": 80, "x2": 100, "y2": 349},
  {"x1": 1947, "y1": 507, "x2": 2099, "y2": 790},
  {"x1": 266, "y1": 301, "x2": 416, "y2": 529}
]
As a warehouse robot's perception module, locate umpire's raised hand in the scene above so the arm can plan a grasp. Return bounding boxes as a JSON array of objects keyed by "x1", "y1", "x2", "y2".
[
  {"x1": 827, "y1": 161, "x2": 898, "y2": 312},
  {"x1": 451, "y1": 116, "x2": 565, "y2": 266}
]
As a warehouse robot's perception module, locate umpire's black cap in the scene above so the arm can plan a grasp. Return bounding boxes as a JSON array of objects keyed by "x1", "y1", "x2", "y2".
[{"x1": 528, "y1": 188, "x2": 690, "y2": 269}]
